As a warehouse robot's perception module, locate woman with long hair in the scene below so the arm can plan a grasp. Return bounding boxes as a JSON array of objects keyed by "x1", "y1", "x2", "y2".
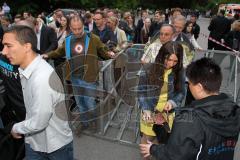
[
  {"x1": 124, "y1": 13, "x2": 136, "y2": 42},
  {"x1": 53, "y1": 14, "x2": 70, "y2": 67},
  {"x1": 183, "y1": 20, "x2": 202, "y2": 50},
  {"x1": 138, "y1": 41, "x2": 185, "y2": 156},
  {"x1": 140, "y1": 17, "x2": 151, "y2": 44},
  {"x1": 56, "y1": 14, "x2": 70, "y2": 47}
]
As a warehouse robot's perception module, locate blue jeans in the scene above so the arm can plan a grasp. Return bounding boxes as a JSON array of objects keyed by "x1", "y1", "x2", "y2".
[
  {"x1": 71, "y1": 78, "x2": 97, "y2": 125},
  {"x1": 25, "y1": 141, "x2": 73, "y2": 160}
]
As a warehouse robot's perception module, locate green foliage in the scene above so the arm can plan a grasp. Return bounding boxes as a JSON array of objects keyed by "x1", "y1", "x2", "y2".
[
  {"x1": 17, "y1": 3, "x2": 39, "y2": 14},
  {"x1": 9, "y1": 0, "x2": 240, "y2": 15},
  {"x1": 216, "y1": 0, "x2": 240, "y2": 4},
  {"x1": 114, "y1": 0, "x2": 138, "y2": 10},
  {"x1": 9, "y1": 0, "x2": 40, "y2": 15}
]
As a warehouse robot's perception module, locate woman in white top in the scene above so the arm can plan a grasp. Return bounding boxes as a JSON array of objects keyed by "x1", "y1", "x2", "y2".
[
  {"x1": 183, "y1": 21, "x2": 202, "y2": 50},
  {"x1": 56, "y1": 15, "x2": 70, "y2": 47}
]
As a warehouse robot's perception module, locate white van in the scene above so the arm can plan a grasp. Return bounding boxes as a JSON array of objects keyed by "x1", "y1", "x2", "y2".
[{"x1": 218, "y1": 3, "x2": 240, "y2": 18}]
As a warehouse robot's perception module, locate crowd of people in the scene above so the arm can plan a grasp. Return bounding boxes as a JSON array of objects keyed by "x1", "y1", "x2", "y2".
[{"x1": 0, "y1": 5, "x2": 239, "y2": 160}]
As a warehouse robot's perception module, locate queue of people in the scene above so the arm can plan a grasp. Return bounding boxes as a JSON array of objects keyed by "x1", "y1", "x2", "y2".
[{"x1": 0, "y1": 6, "x2": 239, "y2": 160}]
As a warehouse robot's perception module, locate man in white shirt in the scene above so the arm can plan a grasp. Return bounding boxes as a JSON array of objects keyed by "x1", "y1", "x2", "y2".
[
  {"x1": 2, "y1": 25, "x2": 73, "y2": 160},
  {"x1": 141, "y1": 24, "x2": 175, "y2": 63},
  {"x1": 84, "y1": 12, "x2": 94, "y2": 32}
]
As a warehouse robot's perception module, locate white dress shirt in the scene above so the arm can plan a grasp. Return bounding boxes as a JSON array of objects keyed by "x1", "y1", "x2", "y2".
[
  {"x1": 88, "y1": 20, "x2": 94, "y2": 32},
  {"x1": 141, "y1": 39, "x2": 162, "y2": 63},
  {"x1": 12, "y1": 55, "x2": 73, "y2": 153},
  {"x1": 36, "y1": 23, "x2": 42, "y2": 50}
]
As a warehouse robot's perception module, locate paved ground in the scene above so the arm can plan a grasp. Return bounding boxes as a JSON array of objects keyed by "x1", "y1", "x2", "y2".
[{"x1": 72, "y1": 17, "x2": 240, "y2": 160}]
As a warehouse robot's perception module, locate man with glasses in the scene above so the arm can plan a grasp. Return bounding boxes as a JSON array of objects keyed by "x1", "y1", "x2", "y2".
[
  {"x1": 141, "y1": 24, "x2": 175, "y2": 63},
  {"x1": 92, "y1": 11, "x2": 117, "y2": 46}
]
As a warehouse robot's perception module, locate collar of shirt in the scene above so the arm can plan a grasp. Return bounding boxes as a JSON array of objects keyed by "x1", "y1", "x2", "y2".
[
  {"x1": 36, "y1": 23, "x2": 43, "y2": 34},
  {"x1": 88, "y1": 21, "x2": 93, "y2": 31},
  {"x1": 114, "y1": 27, "x2": 118, "y2": 35},
  {"x1": 18, "y1": 55, "x2": 41, "y2": 80}
]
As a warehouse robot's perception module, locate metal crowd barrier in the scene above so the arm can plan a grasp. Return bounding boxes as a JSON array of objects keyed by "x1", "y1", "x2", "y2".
[
  {"x1": 53, "y1": 44, "x2": 240, "y2": 148},
  {"x1": 56, "y1": 46, "x2": 145, "y2": 147},
  {"x1": 92, "y1": 45, "x2": 145, "y2": 146}
]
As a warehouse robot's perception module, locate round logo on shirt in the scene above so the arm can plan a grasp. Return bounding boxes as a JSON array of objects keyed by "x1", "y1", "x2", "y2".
[{"x1": 74, "y1": 44, "x2": 83, "y2": 54}]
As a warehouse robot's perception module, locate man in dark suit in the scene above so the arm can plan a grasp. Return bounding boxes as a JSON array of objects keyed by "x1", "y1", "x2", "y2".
[
  {"x1": 92, "y1": 12, "x2": 117, "y2": 45},
  {"x1": 149, "y1": 11, "x2": 164, "y2": 37},
  {"x1": 35, "y1": 18, "x2": 58, "y2": 54},
  {"x1": 134, "y1": 10, "x2": 148, "y2": 43},
  {"x1": 208, "y1": 10, "x2": 231, "y2": 50}
]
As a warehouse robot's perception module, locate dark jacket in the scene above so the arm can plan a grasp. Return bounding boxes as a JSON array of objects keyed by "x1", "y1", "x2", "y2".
[
  {"x1": 0, "y1": 122, "x2": 25, "y2": 160},
  {"x1": 134, "y1": 19, "x2": 144, "y2": 43},
  {"x1": 0, "y1": 55, "x2": 25, "y2": 122},
  {"x1": 149, "y1": 22, "x2": 163, "y2": 37},
  {"x1": 208, "y1": 15, "x2": 231, "y2": 50},
  {"x1": 39, "y1": 25, "x2": 58, "y2": 54},
  {"x1": 150, "y1": 93, "x2": 240, "y2": 160},
  {"x1": 92, "y1": 26, "x2": 117, "y2": 45},
  {"x1": 192, "y1": 22, "x2": 200, "y2": 40},
  {"x1": 0, "y1": 55, "x2": 25, "y2": 160},
  {"x1": 208, "y1": 16, "x2": 231, "y2": 40},
  {"x1": 0, "y1": 78, "x2": 4, "y2": 112},
  {"x1": 224, "y1": 30, "x2": 240, "y2": 51}
]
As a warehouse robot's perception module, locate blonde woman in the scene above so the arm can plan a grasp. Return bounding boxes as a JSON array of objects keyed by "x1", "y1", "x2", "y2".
[{"x1": 140, "y1": 17, "x2": 151, "y2": 44}]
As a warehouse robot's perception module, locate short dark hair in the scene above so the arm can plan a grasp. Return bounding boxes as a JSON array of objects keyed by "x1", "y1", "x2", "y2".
[
  {"x1": 84, "y1": 12, "x2": 92, "y2": 19},
  {"x1": 5, "y1": 25, "x2": 37, "y2": 52},
  {"x1": 94, "y1": 11, "x2": 106, "y2": 18},
  {"x1": 186, "y1": 58, "x2": 222, "y2": 93}
]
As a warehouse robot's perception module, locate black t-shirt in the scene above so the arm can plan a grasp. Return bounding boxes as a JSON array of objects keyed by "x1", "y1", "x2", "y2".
[{"x1": 0, "y1": 54, "x2": 25, "y2": 122}]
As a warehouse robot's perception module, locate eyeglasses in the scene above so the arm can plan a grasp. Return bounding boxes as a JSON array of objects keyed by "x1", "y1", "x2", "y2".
[{"x1": 160, "y1": 32, "x2": 171, "y2": 36}]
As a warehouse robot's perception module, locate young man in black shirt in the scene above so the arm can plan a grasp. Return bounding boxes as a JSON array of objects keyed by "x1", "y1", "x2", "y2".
[{"x1": 140, "y1": 58, "x2": 240, "y2": 160}]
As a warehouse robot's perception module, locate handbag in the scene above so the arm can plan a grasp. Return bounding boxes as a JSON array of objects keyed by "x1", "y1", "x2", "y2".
[{"x1": 152, "y1": 111, "x2": 171, "y2": 144}]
